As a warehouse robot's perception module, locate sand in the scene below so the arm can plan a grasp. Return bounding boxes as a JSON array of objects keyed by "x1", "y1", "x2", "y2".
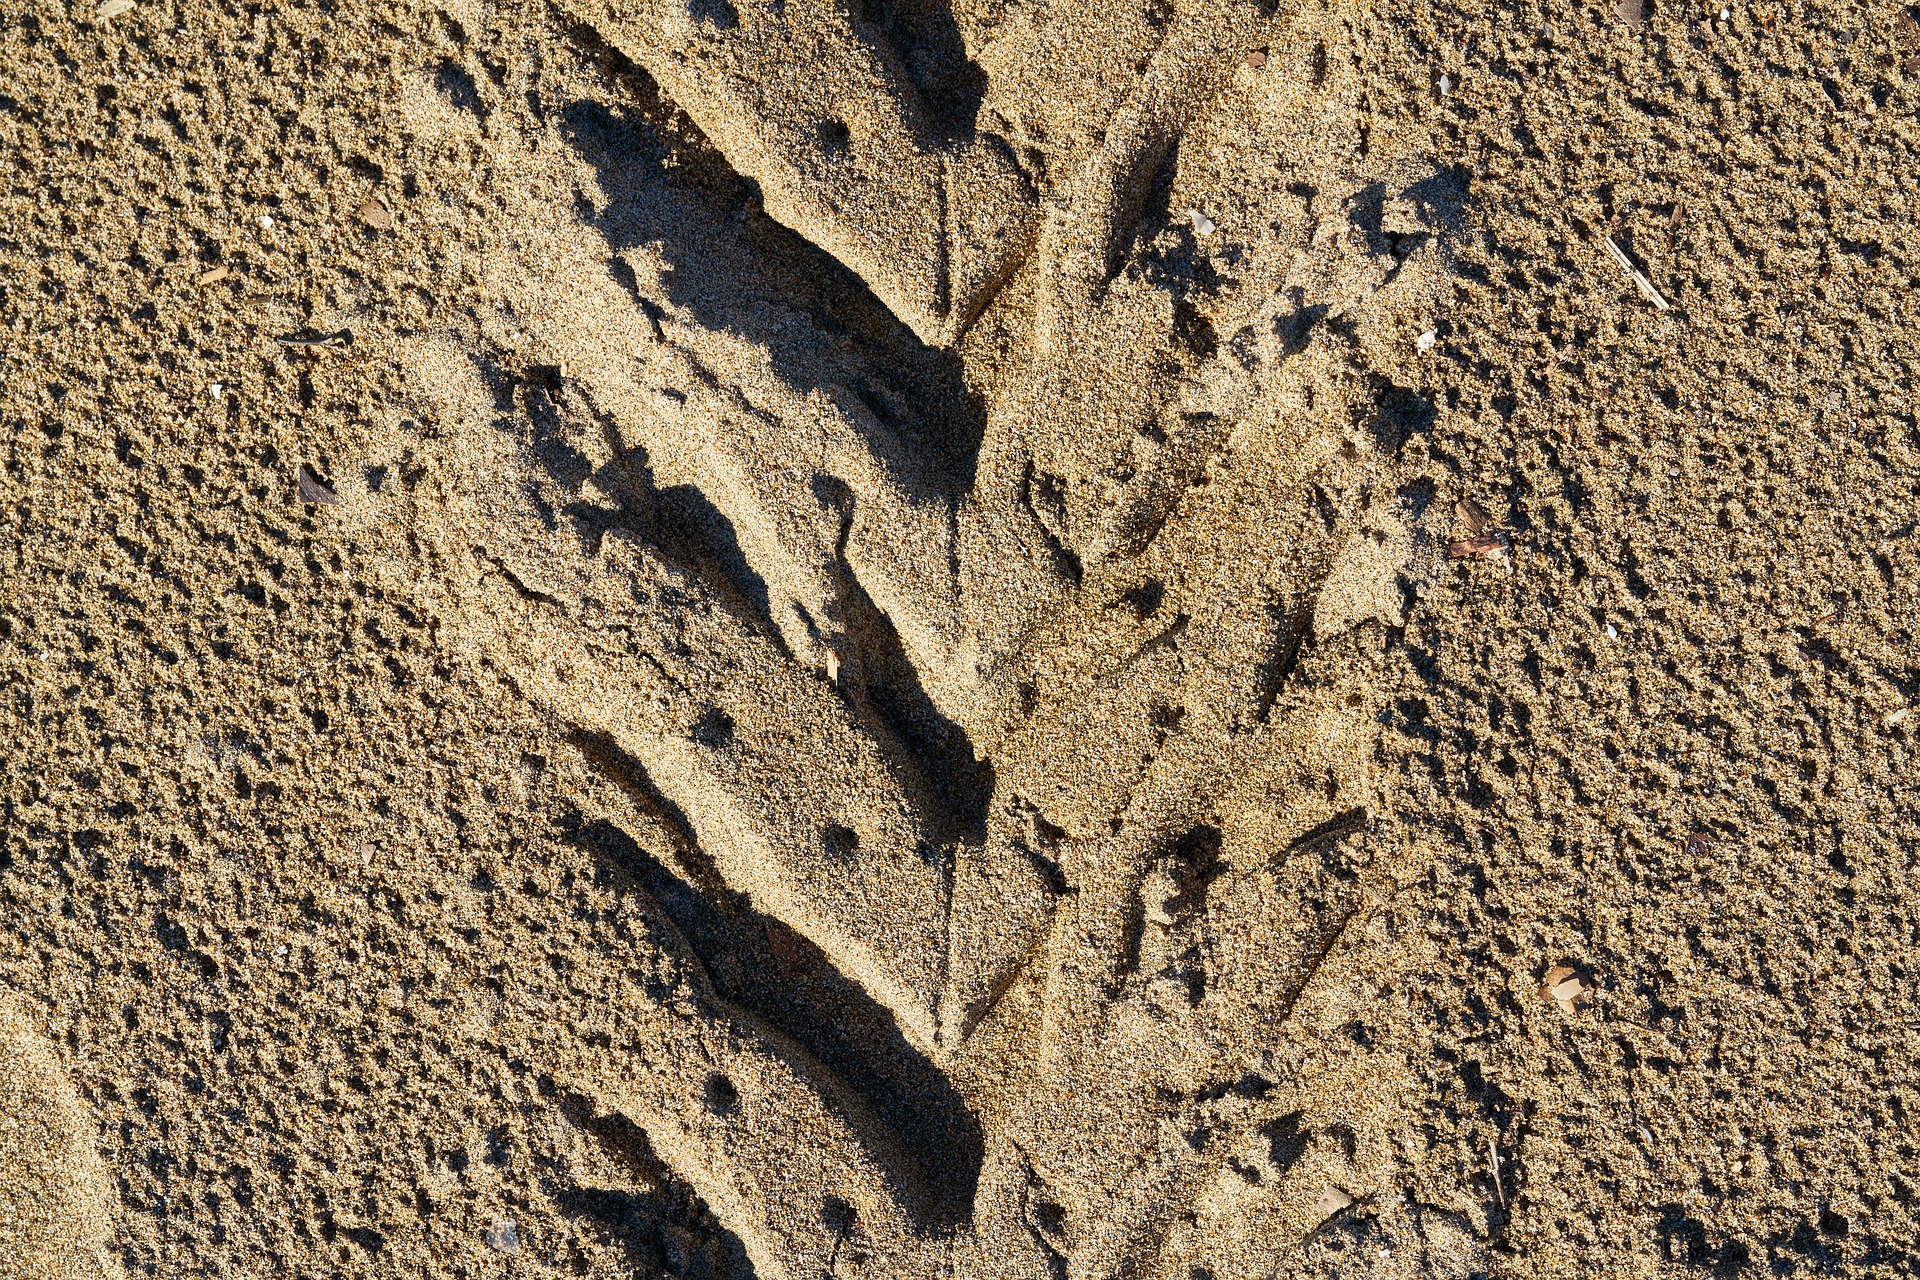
[{"x1": 1, "y1": 0, "x2": 1916, "y2": 1274}]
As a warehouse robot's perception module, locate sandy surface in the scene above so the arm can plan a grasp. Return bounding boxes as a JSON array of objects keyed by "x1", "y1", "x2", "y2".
[{"x1": 1, "y1": 0, "x2": 1917, "y2": 1275}]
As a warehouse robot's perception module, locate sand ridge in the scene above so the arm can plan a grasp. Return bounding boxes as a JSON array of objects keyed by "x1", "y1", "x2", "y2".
[{"x1": 1, "y1": 0, "x2": 1916, "y2": 1273}]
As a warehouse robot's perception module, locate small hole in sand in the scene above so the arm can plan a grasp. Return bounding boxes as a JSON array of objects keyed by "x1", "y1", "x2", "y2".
[
  {"x1": 703, "y1": 1072, "x2": 739, "y2": 1115},
  {"x1": 821, "y1": 823, "x2": 860, "y2": 859}
]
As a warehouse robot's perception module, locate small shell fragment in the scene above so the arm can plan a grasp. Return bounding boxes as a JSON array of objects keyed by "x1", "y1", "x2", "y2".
[
  {"x1": 1313, "y1": 1186, "x2": 1355, "y2": 1219},
  {"x1": 1187, "y1": 208, "x2": 1216, "y2": 237},
  {"x1": 196, "y1": 264, "x2": 231, "y2": 286},
  {"x1": 1540, "y1": 964, "x2": 1592, "y2": 1010},
  {"x1": 1416, "y1": 329, "x2": 1437, "y2": 353},
  {"x1": 96, "y1": 0, "x2": 134, "y2": 20},
  {"x1": 356, "y1": 198, "x2": 394, "y2": 230},
  {"x1": 483, "y1": 1219, "x2": 521, "y2": 1255},
  {"x1": 1437, "y1": 73, "x2": 1454, "y2": 95},
  {"x1": 1548, "y1": 975, "x2": 1586, "y2": 1002}
]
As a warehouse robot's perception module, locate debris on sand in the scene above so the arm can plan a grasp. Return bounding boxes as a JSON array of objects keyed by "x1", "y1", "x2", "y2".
[
  {"x1": 1456, "y1": 498, "x2": 1490, "y2": 537},
  {"x1": 96, "y1": 0, "x2": 134, "y2": 21},
  {"x1": 1614, "y1": 0, "x2": 1644, "y2": 24},
  {"x1": 196, "y1": 264, "x2": 231, "y2": 286},
  {"x1": 296, "y1": 464, "x2": 339, "y2": 506},
  {"x1": 1602, "y1": 236, "x2": 1670, "y2": 310},
  {"x1": 1539, "y1": 965, "x2": 1592, "y2": 1011},
  {"x1": 1446, "y1": 533, "x2": 1505, "y2": 559},
  {"x1": 1243, "y1": 48, "x2": 1267, "y2": 69},
  {"x1": 356, "y1": 197, "x2": 394, "y2": 230},
  {"x1": 1313, "y1": 1186, "x2": 1355, "y2": 1219},
  {"x1": 1187, "y1": 208, "x2": 1217, "y2": 237},
  {"x1": 1416, "y1": 329, "x2": 1437, "y2": 353},
  {"x1": 482, "y1": 1219, "x2": 521, "y2": 1255},
  {"x1": 1901, "y1": 13, "x2": 1920, "y2": 75},
  {"x1": 1685, "y1": 831, "x2": 1715, "y2": 858},
  {"x1": 275, "y1": 330, "x2": 352, "y2": 350}
]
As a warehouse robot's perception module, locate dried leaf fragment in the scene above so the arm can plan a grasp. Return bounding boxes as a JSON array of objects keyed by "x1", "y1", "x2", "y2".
[
  {"x1": 1901, "y1": 12, "x2": 1920, "y2": 72},
  {"x1": 96, "y1": 0, "x2": 134, "y2": 20},
  {"x1": 195, "y1": 264, "x2": 231, "y2": 286},
  {"x1": 1244, "y1": 48, "x2": 1268, "y2": 68},
  {"x1": 1456, "y1": 497, "x2": 1490, "y2": 537},
  {"x1": 1614, "y1": 0, "x2": 1643, "y2": 21},
  {"x1": 1447, "y1": 533, "x2": 1506, "y2": 559},
  {"x1": 1685, "y1": 830, "x2": 1715, "y2": 858},
  {"x1": 356, "y1": 197, "x2": 394, "y2": 230},
  {"x1": 296, "y1": 464, "x2": 338, "y2": 506}
]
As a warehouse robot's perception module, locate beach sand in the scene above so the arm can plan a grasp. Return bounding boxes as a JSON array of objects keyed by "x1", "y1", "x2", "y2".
[{"x1": 1, "y1": 0, "x2": 1916, "y2": 1274}]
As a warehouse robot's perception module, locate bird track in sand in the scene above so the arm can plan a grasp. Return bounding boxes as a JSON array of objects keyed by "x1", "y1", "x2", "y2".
[{"x1": 396, "y1": 0, "x2": 1481, "y2": 1273}]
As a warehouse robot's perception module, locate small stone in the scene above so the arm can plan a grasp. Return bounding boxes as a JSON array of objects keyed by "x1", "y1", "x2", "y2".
[
  {"x1": 1416, "y1": 329, "x2": 1437, "y2": 353},
  {"x1": 259, "y1": 214, "x2": 274, "y2": 230},
  {"x1": 209, "y1": 382, "x2": 223, "y2": 401},
  {"x1": 1438, "y1": 73, "x2": 1453, "y2": 95}
]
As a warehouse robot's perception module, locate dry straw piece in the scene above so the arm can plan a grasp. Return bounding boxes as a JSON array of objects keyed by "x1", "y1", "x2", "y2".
[
  {"x1": 95, "y1": 0, "x2": 134, "y2": 19},
  {"x1": 1603, "y1": 236, "x2": 1670, "y2": 310}
]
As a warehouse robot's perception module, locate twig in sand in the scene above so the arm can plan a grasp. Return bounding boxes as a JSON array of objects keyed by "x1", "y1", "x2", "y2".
[
  {"x1": 1602, "y1": 237, "x2": 1669, "y2": 310},
  {"x1": 1489, "y1": 1136, "x2": 1506, "y2": 1209}
]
